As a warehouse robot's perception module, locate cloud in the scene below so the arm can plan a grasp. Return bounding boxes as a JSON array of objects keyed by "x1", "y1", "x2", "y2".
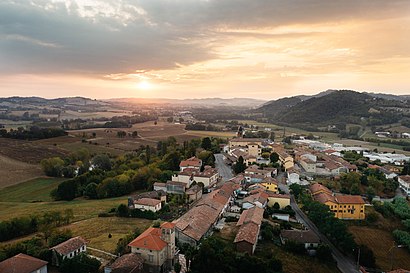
[{"x1": 0, "y1": 0, "x2": 409, "y2": 98}]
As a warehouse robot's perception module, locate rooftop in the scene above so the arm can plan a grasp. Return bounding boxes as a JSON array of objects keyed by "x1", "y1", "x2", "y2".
[
  {"x1": 234, "y1": 222, "x2": 260, "y2": 245},
  {"x1": 0, "y1": 253, "x2": 48, "y2": 273},
  {"x1": 107, "y1": 253, "x2": 144, "y2": 273},
  {"x1": 128, "y1": 227, "x2": 167, "y2": 251},
  {"x1": 51, "y1": 236, "x2": 87, "y2": 256},
  {"x1": 281, "y1": 229, "x2": 320, "y2": 244},
  {"x1": 309, "y1": 183, "x2": 332, "y2": 195},
  {"x1": 180, "y1": 157, "x2": 202, "y2": 167},
  {"x1": 237, "y1": 206, "x2": 264, "y2": 226},
  {"x1": 134, "y1": 198, "x2": 161, "y2": 207}
]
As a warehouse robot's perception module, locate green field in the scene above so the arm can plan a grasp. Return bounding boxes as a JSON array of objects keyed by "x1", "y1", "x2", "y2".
[
  {"x1": 0, "y1": 177, "x2": 154, "y2": 253},
  {"x1": 0, "y1": 177, "x2": 66, "y2": 202}
]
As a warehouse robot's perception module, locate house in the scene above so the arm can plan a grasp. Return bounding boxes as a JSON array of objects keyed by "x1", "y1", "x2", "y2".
[
  {"x1": 242, "y1": 191, "x2": 268, "y2": 209},
  {"x1": 310, "y1": 184, "x2": 366, "y2": 220},
  {"x1": 0, "y1": 253, "x2": 48, "y2": 273},
  {"x1": 175, "y1": 182, "x2": 236, "y2": 246},
  {"x1": 309, "y1": 183, "x2": 332, "y2": 196},
  {"x1": 280, "y1": 229, "x2": 320, "y2": 249},
  {"x1": 51, "y1": 236, "x2": 87, "y2": 266},
  {"x1": 276, "y1": 150, "x2": 294, "y2": 171},
  {"x1": 244, "y1": 165, "x2": 272, "y2": 178},
  {"x1": 166, "y1": 181, "x2": 186, "y2": 195},
  {"x1": 234, "y1": 206, "x2": 264, "y2": 255},
  {"x1": 172, "y1": 166, "x2": 219, "y2": 188},
  {"x1": 398, "y1": 175, "x2": 410, "y2": 196},
  {"x1": 267, "y1": 193, "x2": 290, "y2": 209},
  {"x1": 153, "y1": 182, "x2": 167, "y2": 192},
  {"x1": 260, "y1": 178, "x2": 278, "y2": 193},
  {"x1": 287, "y1": 169, "x2": 300, "y2": 184},
  {"x1": 128, "y1": 191, "x2": 167, "y2": 208},
  {"x1": 179, "y1": 157, "x2": 202, "y2": 171},
  {"x1": 104, "y1": 253, "x2": 144, "y2": 273},
  {"x1": 186, "y1": 184, "x2": 203, "y2": 202},
  {"x1": 128, "y1": 222, "x2": 177, "y2": 273},
  {"x1": 133, "y1": 198, "x2": 162, "y2": 212},
  {"x1": 300, "y1": 158, "x2": 317, "y2": 173}
]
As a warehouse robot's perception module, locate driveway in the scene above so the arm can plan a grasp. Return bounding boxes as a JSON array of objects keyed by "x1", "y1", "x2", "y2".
[{"x1": 214, "y1": 153, "x2": 233, "y2": 181}]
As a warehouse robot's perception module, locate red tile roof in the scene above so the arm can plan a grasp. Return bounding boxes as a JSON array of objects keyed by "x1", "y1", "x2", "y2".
[
  {"x1": 180, "y1": 157, "x2": 202, "y2": 167},
  {"x1": 51, "y1": 236, "x2": 87, "y2": 256},
  {"x1": 399, "y1": 175, "x2": 410, "y2": 184},
  {"x1": 267, "y1": 192, "x2": 290, "y2": 199},
  {"x1": 161, "y1": 222, "x2": 176, "y2": 229},
  {"x1": 0, "y1": 253, "x2": 48, "y2": 273},
  {"x1": 313, "y1": 192, "x2": 336, "y2": 204},
  {"x1": 309, "y1": 183, "x2": 332, "y2": 195},
  {"x1": 234, "y1": 222, "x2": 260, "y2": 245},
  {"x1": 335, "y1": 195, "x2": 365, "y2": 204},
  {"x1": 128, "y1": 227, "x2": 167, "y2": 251},
  {"x1": 108, "y1": 253, "x2": 144, "y2": 273},
  {"x1": 281, "y1": 229, "x2": 320, "y2": 244},
  {"x1": 237, "y1": 206, "x2": 264, "y2": 226},
  {"x1": 134, "y1": 198, "x2": 161, "y2": 207}
]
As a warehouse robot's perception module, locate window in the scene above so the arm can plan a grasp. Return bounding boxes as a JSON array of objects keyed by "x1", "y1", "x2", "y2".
[{"x1": 148, "y1": 255, "x2": 154, "y2": 262}]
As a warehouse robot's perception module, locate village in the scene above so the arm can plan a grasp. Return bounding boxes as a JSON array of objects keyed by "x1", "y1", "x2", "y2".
[{"x1": 4, "y1": 127, "x2": 410, "y2": 273}]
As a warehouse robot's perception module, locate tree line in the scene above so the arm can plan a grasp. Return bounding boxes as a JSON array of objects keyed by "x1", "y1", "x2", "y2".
[
  {"x1": 0, "y1": 126, "x2": 67, "y2": 140},
  {"x1": 45, "y1": 137, "x2": 223, "y2": 201}
]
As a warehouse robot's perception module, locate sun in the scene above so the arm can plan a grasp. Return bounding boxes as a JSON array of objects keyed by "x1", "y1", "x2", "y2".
[{"x1": 136, "y1": 80, "x2": 152, "y2": 90}]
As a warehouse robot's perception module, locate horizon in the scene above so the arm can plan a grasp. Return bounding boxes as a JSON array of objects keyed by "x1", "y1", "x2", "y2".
[
  {"x1": 0, "y1": 89, "x2": 409, "y2": 101},
  {"x1": 1, "y1": 1, "x2": 410, "y2": 99}
]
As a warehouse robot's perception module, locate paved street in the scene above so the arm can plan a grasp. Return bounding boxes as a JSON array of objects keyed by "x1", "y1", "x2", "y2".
[
  {"x1": 279, "y1": 180, "x2": 359, "y2": 273},
  {"x1": 214, "y1": 153, "x2": 233, "y2": 181}
]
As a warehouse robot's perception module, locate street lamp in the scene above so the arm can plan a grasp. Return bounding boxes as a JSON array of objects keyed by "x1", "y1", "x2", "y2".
[{"x1": 389, "y1": 243, "x2": 405, "y2": 270}]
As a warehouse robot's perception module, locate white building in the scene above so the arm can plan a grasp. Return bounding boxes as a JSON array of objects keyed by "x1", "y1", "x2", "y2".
[
  {"x1": 51, "y1": 236, "x2": 87, "y2": 266},
  {"x1": 134, "y1": 198, "x2": 162, "y2": 212},
  {"x1": 398, "y1": 175, "x2": 410, "y2": 196}
]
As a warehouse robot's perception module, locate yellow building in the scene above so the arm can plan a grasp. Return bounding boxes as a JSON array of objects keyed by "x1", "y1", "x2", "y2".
[
  {"x1": 276, "y1": 150, "x2": 294, "y2": 171},
  {"x1": 267, "y1": 193, "x2": 290, "y2": 209},
  {"x1": 261, "y1": 179, "x2": 279, "y2": 194},
  {"x1": 312, "y1": 188, "x2": 365, "y2": 220}
]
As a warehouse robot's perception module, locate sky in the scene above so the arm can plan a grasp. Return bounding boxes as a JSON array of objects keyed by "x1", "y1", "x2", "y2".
[{"x1": 0, "y1": 0, "x2": 409, "y2": 100}]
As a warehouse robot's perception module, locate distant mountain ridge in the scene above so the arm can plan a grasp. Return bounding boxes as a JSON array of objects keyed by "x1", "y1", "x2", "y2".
[
  {"x1": 257, "y1": 90, "x2": 410, "y2": 130},
  {"x1": 105, "y1": 97, "x2": 267, "y2": 108}
]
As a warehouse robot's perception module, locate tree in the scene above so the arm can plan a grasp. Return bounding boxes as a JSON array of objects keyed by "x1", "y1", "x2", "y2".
[
  {"x1": 84, "y1": 183, "x2": 98, "y2": 199},
  {"x1": 233, "y1": 156, "x2": 246, "y2": 174},
  {"x1": 261, "y1": 152, "x2": 270, "y2": 159},
  {"x1": 91, "y1": 154, "x2": 111, "y2": 171},
  {"x1": 174, "y1": 262, "x2": 182, "y2": 273},
  {"x1": 40, "y1": 157, "x2": 65, "y2": 177},
  {"x1": 167, "y1": 117, "x2": 174, "y2": 123},
  {"x1": 269, "y1": 152, "x2": 279, "y2": 164},
  {"x1": 117, "y1": 204, "x2": 129, "y2": 217},
  {"x1": 201, "y1": 137, "x2": 212, "y2": 150},
  {"x1": 60, "y1": 253, "x2": 101, "y2": 273},
  {"x1": 117, "y1": 131, "x2": 127, "y2": 138},
  {"x1": 132, "y1": 131, "x2": 138, "y2": 138}
]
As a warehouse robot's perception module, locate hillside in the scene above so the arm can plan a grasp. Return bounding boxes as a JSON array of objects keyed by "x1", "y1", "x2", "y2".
[{"x1": 257, "y1": 90, "x2": 410, "y2": 130}]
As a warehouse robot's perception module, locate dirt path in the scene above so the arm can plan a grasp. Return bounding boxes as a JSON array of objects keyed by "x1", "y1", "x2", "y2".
[{"x1": 0, "y1": 155, "x2": 42, "y2": 189}]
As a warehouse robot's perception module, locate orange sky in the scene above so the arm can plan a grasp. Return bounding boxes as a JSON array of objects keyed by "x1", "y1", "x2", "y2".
[{"x1": 0, "y1": 1, "x2": 409, "y2": 100}]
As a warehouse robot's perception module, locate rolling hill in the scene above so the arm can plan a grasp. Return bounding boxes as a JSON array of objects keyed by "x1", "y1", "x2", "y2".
[{"x1": 257, "y1": 90, "x2": 410, "y2": 130}]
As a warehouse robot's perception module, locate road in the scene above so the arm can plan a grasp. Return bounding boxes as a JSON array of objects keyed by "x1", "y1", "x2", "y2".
[
  {"x1": 214, "y1": 153, "x2": 233, "y2": 181},
  {"x1": 278, "y1": 180, "x2": 359, "y2": 273}
]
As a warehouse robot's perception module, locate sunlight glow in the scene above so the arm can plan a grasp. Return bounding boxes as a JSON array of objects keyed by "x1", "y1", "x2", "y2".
[{"x1": 136, "y1": 80, "x2": 152, "y2": 90}]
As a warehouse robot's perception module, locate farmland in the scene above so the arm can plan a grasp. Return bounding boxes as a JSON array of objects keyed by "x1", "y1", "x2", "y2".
[
  {"x1": 0, "y1": 155, "x2": 43, "y2": 189},
  {"x1": 0, "y1": 177, "x2": 153, "y2": 253}
]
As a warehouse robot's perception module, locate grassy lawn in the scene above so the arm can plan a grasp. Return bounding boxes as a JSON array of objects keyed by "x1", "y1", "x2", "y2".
[
  {"x1": 64, "y1": 217, "x2": 152, "y2": 253},
  {"x1": 215, "y1": 221, "x2": 339, "y2": 273},
  {"x1": 0, "y1": 177, "x2": 66, "y2": 202},
  {"x1": 0, "y1": 175, "x2": 155, "y2": 254},
  {"x1": 348, "y1": 226, "x2": 410, "y2": 271},
  {"x1": 257, "y1": 241, "x2": 340, "y2": 273}
]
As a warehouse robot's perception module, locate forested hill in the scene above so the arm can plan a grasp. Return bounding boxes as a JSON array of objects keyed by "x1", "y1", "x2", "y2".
[{"x1": 256, "y1": 90, "x2": 410, "y2": 130}]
